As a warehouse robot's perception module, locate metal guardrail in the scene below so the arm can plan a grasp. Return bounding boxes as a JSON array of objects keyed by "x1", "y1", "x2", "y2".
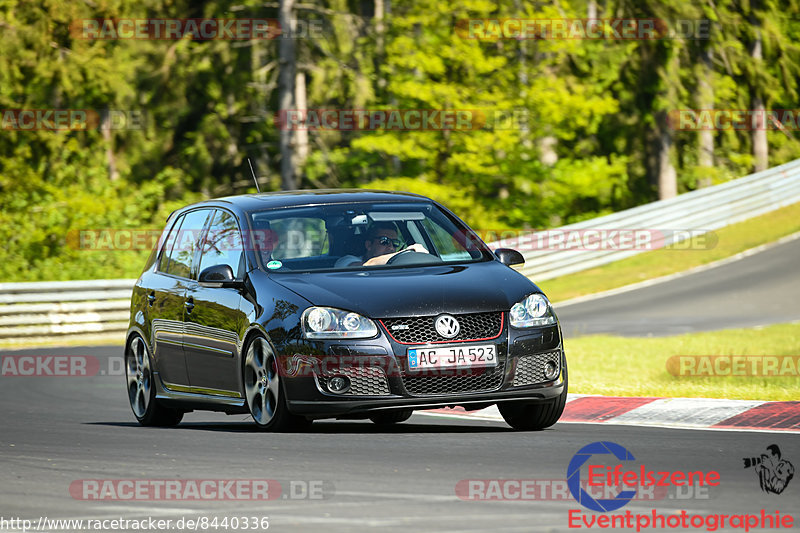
[
  {"x1": 0, "y1": 279, "x2": 135, "y2": 343},
  {"x1": 503, "y1": 158, "x2": 800, "y2": 281},
  {"x1": 2, "y1": 159, "x2": 799, "y2": 343}
]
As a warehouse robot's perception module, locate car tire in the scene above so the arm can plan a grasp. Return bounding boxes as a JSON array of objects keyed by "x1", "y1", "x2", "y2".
[
  {"x1": 125, "y1": 334, "x2": 184, "y2": 427},
  {"x1": 369, "y1": 409, "x2": 413, "y2": 425},
  {"x1": 498, "y1": 357, "x2": 568, "y2": 431},
  {"x1": 243, "y1": 335, "x2": 311, "y2": 432}
]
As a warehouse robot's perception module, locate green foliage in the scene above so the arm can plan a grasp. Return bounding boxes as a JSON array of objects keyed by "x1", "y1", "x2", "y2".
[
  {"x1": 1, "y1": 0, "x2": 799, "y2": 281},
  {"x1": 360, "y1": 176, "x2": 505, "y2": 231}
]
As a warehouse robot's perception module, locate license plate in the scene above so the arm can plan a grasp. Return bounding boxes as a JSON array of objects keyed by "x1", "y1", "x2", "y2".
[{"x1": 407, "y1": 344, "x2": 497, "y2": 370}]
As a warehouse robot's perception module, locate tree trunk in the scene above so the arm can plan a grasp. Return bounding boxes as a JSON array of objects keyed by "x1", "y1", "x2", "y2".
[
  {"x1": 278, "y1": 0, "x2": 297, "y2": 190},
  {"x1": 374, "y1": 0, "x2": 386, "y2": 97},
  {"x1": 514, "y1": 0, "x2": 533, "y2": 155},
  {"x1": 292, "y1": 71, "x2": 309, "y2": 185},
  {"x1": 250, "y1": 38, "x2": 272, "y2": 190},
  {"x1": 655, "y1": 111, "x2": 677, "y2": 200},
  {"x1": 749, "y1": 7, "x2": 768, "y2": 173},
  {"x1": 751, "y1": 94, "x2": 768, "y2": 172},
  {"x1": 697, "y1": 47, "x2": 714, "y2": 187},
  {"x1": 642, "y1": 43, "x2": 678, "y2": 200},
  {"x1": 102, "y1": 113, "x2": 119, "y2": 182}
]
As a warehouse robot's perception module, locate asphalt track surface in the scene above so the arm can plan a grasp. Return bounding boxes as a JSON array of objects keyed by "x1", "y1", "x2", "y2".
[
  {"x1": 555, "y1": 236, "x2": 800, "y2": 337},
  {"x1": 2, "y1": 346, "x2": 798, "y2": 532}
]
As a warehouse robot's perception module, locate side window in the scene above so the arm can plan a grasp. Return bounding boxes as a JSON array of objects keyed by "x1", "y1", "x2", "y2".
[
  {"x1": 158, "y1": 214, "x2": 184, "y2": 273},
  {"x1": 421, "y1": 218, "x2": 473, "y2": 261},
  {"x1": 198, "y1": 210, "x2": 244, "y2": 279},
  {"x1": 161, "y1": 209, "x2": 212, "y2": 279}
]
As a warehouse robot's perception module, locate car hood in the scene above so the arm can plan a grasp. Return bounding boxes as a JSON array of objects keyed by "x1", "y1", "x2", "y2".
[{"x1": 269, "y1": 261, "x2": 539, "y2": 318}]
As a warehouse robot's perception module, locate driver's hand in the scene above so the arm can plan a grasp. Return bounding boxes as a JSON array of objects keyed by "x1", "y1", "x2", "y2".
[
  {"x1": 363, "y1": 243, "x2": 430, "y2": 266},
  {"x1": 405, "y1": 243, "x2": 429, "y2": 254}
]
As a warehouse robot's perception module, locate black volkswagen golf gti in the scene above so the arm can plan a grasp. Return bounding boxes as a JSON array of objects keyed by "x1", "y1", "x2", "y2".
[{"x1": 125, "y1": 190, "x2": 567, "y2": 431}]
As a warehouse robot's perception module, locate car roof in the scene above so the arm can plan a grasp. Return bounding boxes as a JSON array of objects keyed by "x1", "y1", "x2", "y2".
[{"x1": 174, "y1": 189, "x2": 432, "y2": 216}]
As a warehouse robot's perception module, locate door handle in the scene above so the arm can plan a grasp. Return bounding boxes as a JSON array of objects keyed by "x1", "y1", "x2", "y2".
[
  {"x1": 184, "y1": 297, "x2": 194, "y2": 313},
  {"x1": 147, "y1": 292, "x2": 156, "y2": 306}
]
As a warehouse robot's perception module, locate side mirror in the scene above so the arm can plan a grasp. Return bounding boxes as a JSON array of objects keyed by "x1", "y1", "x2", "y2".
[
  {"x1": 198, "y1": 264, "x2": 243, "y2": 288},
  {"x1": 494, "y1": 248, "x2": 525, "y2": 267}
]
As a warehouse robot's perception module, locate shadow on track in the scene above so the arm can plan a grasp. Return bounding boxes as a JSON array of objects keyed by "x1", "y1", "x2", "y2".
[{"x1": 85, "y1": 419, "x2": 514, "y2": 434}]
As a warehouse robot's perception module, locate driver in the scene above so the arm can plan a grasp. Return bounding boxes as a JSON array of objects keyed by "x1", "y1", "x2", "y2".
[{"x1": 335, "y1": 222, "x2": 428, "y2": 267}]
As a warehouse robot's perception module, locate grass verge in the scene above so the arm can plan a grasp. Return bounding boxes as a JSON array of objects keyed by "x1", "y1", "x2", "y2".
[
  {"x1": 539, "y1": 201, "x2": 800, "y2": 303},
  {"x1": 565, "y1": 323, "x2": 800, "y2": 401}
]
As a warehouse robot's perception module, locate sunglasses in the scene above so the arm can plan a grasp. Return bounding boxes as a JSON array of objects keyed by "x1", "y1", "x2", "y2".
[{"x1": 375, "y1": 236, "x2": 401, "y2": 248}]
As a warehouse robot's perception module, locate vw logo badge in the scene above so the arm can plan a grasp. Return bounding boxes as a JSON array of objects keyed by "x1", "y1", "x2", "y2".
[{"x1": 435, "y1": 314, "x2": 460, "y2": 339}]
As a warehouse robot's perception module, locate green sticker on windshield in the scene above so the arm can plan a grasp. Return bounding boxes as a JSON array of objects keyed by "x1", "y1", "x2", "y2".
[{"x1": 266, "y1": 260, "x2": 282, "y2": 270}]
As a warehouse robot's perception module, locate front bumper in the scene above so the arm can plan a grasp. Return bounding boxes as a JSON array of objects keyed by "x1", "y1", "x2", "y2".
[
  {"x1": 281, "y1": 323, "x2": 566, "y2": 417},
  {"x1": 288, "y1": 379, "x2": 566, "y2": 417}
]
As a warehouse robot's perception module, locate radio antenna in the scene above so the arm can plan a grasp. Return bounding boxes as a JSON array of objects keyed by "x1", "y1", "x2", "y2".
[{"x1": 247, "y1": 158, "x2": 261, "y2": 193}]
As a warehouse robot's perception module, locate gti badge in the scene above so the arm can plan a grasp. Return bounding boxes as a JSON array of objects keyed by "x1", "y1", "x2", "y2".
[{"x1": 435, "y1": 314, "x2": 460, "y2": 339}]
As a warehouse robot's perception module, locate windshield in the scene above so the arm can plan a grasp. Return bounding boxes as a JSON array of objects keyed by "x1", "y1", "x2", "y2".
[{"x1": 246, "y1": 201, "x2": 492, "y2": 272}]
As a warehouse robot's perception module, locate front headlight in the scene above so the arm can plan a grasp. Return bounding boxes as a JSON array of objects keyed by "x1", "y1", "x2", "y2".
[
  {"x1": 510, "y1": 293, "x2": 556, "y2": 327},
  {"x1": 301, "y1": 307, "x2": 378, "y2": 339}
]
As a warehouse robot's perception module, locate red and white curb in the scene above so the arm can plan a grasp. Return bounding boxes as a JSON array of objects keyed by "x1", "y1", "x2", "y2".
[{"x1": 421, "y1": 394, "x2": 800, "y2": 433}]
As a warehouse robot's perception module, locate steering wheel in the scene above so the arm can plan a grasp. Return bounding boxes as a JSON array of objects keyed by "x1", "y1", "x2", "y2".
[{"x1": 386, "y1": 248, "x2": 418, "y2": 264}]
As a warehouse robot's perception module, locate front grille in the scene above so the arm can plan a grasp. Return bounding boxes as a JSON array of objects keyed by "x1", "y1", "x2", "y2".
[
  {"x1": 512, "y1": 351, "x2": 561, "y2": 387},
  {"x1": 317, "y1": 367, "x2": 390, "y2": 396},
  {"x1": 401, "y1": 363, "x2": 505, "y2": 396},
  {"x1": 382, "y1": 312, "x2": 503, "y2": 344}
]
